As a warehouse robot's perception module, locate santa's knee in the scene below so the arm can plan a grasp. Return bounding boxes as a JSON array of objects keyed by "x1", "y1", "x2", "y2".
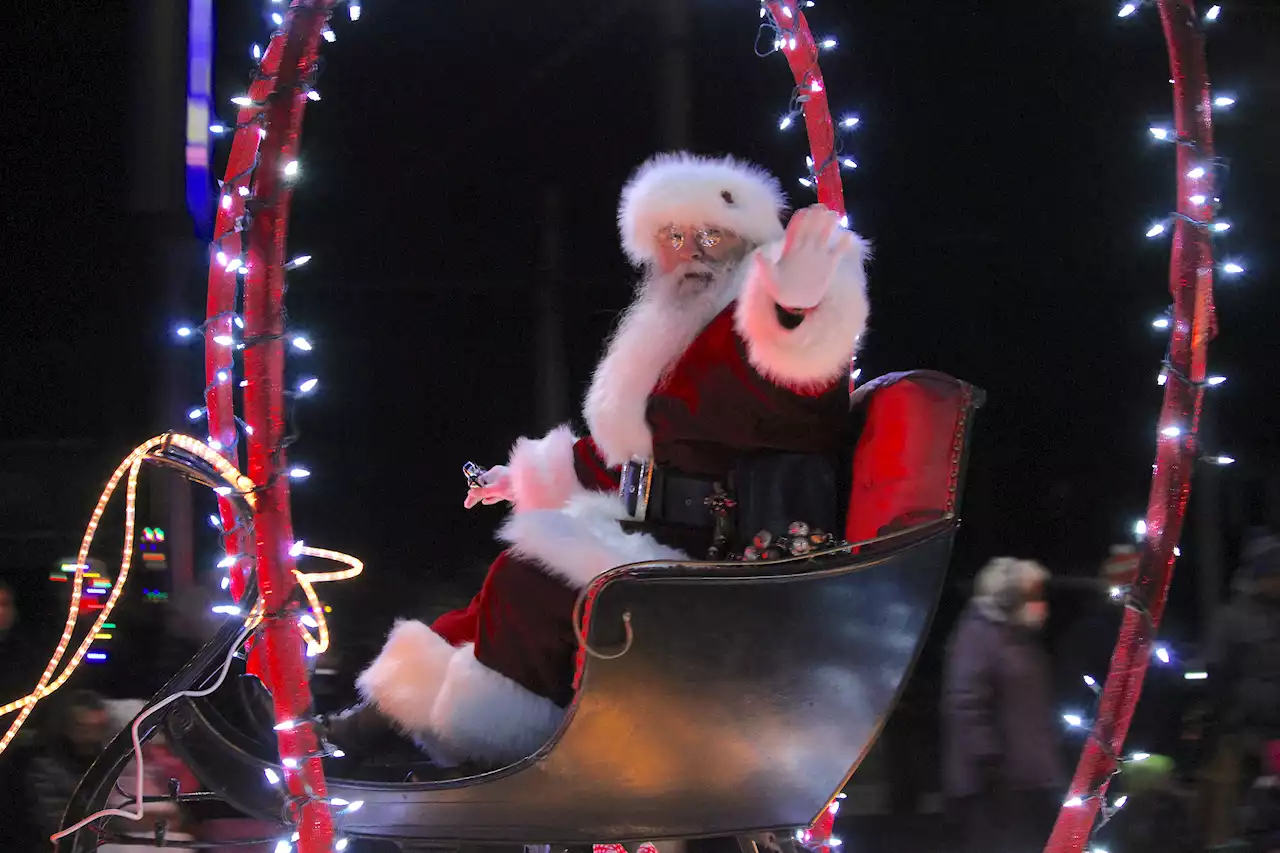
[
  {"x1": 479, "y1": 549, "x2": 580, "y2": 618},
  {"x1": 426, "y1": 549, "x2": 568, "y2": 647}
]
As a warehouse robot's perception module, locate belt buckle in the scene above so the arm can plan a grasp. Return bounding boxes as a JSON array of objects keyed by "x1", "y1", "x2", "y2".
[{"x1": 619, "y1": 460, "x2": 653, "y2": 522}]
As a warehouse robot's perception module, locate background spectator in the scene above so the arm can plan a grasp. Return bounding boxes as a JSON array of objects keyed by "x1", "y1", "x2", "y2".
[
  {"x1": 942, "y1": 557, "x2": 1065, "y2": 853},
  {"x1": 26, "y1": 689, "x2": 112, "y2": 843}
]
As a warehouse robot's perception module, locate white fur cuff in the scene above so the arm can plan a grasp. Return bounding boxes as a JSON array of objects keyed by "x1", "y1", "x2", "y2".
[
  {"x1": 357, "y1": 626, "x2": 568, "y2": 767},
  {"x1": 734, "y1": 236, "x2": 871, "y2": 391},
  {"x1": 498, "y1": 492, "x2": 687, "y2": 589},
  {"x1": 356, "y1": 620, "x2": 456, "y2": 734},
  {"x1": 507, "y1": 424, "x2": 583, "y2": 512}
]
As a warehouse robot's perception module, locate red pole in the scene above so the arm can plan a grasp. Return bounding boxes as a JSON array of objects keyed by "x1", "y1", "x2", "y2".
[
  {"x1": 761, "y1": 0, "x2": 857, "y2": 397},
  {"x1": 239, "y1": 3, "x2": 336, "y2": 852},
  {"x1": 1044, "y1": 2, "x2": 1216, "y2": 850},
  {"x1": 762, "y1": 0, "x2": 846, "y2": 221},
  {"x1": 205, "y1": 32, "x2": 288, "y2": 604}
]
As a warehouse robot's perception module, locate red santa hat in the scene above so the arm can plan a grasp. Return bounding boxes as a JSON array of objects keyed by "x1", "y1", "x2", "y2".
[{"x1": 618, "y1": 152, "x2": 789, "y2": 266}]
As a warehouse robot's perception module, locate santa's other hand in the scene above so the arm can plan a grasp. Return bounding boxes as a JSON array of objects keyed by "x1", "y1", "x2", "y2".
[
  {"x1": 463, "y1": 465, "x2": 514, "y2": 509},
  {"x1": 762, "y1": 204, "x2": 851, "y2": 310}
]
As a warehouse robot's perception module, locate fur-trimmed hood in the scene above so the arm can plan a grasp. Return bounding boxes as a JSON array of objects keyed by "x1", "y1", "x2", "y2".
[{"x1": 972, "y1": 557, "x2": 1049, "y2": 624}]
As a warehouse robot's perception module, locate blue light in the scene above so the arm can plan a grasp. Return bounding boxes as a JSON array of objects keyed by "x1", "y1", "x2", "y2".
[{"x1": 186, "y1": 0, "x2": 215, "y2": 240}]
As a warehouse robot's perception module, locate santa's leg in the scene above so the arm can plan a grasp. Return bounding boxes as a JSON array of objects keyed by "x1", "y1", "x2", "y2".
[
  {"x1": 426, "y1": 550, "x2": 579, "y2": 764},
  {"x1": 324, "y1": 587, "x2": 486, "y2": 755},
  {"x1": 332, "y1": 500, "x2": 683, "y2": 766},
  {"x1": 416, "y1": 501, "x2": 685, "y2": 764},
  {"x1": 328, "y1": 551, "x2": 577, "y2": 768}
]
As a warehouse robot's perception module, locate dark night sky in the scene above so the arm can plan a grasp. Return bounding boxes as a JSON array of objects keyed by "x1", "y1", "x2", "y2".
[{"x1": 3, "y1": 1, "x2": 1279, "y2": 646}]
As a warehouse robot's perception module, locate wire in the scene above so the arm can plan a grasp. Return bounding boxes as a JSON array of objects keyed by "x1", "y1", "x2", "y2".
[
  {"x1": 51, "y1": 621, "x2": 256, "y2": 843},
  {"x1": 0, "y1": 435, "x2": 361, "y2": 753},
  {"x1": 0, "y1": 434, "x2": 255, "y2": 751}
]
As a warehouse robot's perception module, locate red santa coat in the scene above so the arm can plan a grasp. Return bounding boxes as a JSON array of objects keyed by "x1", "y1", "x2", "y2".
[{"x1": 356, "y1": 235, "x2": 869, "y2": 767}]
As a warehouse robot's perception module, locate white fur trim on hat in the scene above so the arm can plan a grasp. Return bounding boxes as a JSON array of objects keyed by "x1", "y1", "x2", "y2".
[{"x1": 618, "y1": 152, "x2": 788, "y2": 266}]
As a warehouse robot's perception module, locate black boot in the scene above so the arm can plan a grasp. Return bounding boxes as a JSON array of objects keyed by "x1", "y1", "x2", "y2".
[
  {"x1": 321, "y1": 702, "x2": 406, "y2": 757},
  {"x1": 322, "y1": 704, "x2": 496, "y2": 782}
]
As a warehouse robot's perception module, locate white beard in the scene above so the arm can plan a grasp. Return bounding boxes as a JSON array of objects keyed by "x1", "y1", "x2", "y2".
[{"x1": 583, "y1": 261, "x2": 742, "y2": 466}]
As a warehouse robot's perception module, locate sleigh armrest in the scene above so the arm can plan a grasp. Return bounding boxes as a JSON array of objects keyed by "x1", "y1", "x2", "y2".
[{"x1": 844, "y1": 370, "x2": 984, "y2": 543}]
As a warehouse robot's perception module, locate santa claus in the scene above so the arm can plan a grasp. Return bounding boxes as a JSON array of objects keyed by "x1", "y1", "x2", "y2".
[{"x1": 327, "y1": 152, "x2": 871, "y2": 770}]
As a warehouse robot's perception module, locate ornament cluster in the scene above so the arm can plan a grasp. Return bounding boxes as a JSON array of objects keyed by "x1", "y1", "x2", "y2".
[{"x1": 742, "y1": 521, "x2": 841, "y2": 560}]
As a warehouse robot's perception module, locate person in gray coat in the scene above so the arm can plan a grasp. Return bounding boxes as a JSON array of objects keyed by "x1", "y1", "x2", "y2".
[{"x1": 942, "y1": 557, "x2": 1066, "y2": 853}]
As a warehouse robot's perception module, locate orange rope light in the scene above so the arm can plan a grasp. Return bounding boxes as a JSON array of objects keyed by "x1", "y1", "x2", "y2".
[
  {"x1": 294, "y1": 545, "x2": 364, "y2": 655},
  {"x1": 0, "y1": 434, "x2": 362, "y2": 755}
]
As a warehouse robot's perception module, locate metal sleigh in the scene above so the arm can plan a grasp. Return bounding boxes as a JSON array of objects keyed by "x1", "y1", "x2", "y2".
[{"x1": 58, "y1": 369, "x2": 984, "y2": 851}]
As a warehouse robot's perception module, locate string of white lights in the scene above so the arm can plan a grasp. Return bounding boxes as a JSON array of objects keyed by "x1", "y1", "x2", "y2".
[
  {"x1": 759, "y1": 0, "x2": 864, "y2": 399},
  {"x1": 190, "y1": 1, "x2": 365, "y2": 615},
  {"x1": 1063, "y1": 4, "x2": 1242, "y2": 851},
  {"x1": 173, "y1": 4, "x2": 365, "y2": 852},
  {"x1": 758, "y1": 0, "x2": 858, "y2": 234},
  {"x1": 1056, "y1": 584, "x2": 1207, "y2": 851}
]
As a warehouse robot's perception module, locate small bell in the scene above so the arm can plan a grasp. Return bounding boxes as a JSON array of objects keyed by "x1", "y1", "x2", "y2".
[
  {"x1": 788, "y1": 521, "x2": 810, "y2": 537},
  {"x1": 743, "y1": 546, "x2": 761, "y2": 561},
  {"x1": 753, "y1": 530, "x2": 774, "y2": 549},
  {"x1": 789, "y1": 538, "x2": 812, "y2": 556}
]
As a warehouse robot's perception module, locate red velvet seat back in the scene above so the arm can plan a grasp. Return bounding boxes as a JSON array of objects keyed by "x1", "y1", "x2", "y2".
[{"x1": 844, "y1": 370, "x2": 984, "y2": 544}]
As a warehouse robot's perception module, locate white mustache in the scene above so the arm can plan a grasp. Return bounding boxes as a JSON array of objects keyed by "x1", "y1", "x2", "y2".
[
  {"x1": 639, "y1": 256, "x2": 740, "y2": 304},
  {"x1": 678, "y1": 256, "x2": 732, "y2": 281}
]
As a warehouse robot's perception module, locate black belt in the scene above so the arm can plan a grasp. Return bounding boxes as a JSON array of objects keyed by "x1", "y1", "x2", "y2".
[{"x1": 619, "y1": 461, "x2": 727, "y2": 529}]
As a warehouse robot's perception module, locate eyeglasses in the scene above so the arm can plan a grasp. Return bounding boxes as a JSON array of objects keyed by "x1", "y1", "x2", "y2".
[{"x1": 659, "y1": 226, "x2": 724, "y2": 252}]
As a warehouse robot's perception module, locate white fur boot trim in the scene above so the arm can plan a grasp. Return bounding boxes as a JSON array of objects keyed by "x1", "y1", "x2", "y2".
[
  {"x1": 355, "y1": 619, "x2": 456, "y2": 734},
  {"x1": 428, "y1": 643, "x2": 566, "y2": 766}
]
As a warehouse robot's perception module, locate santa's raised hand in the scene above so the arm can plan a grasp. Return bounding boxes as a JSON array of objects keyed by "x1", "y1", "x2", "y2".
[
  {"x1": 464, "y1": 464, "x2": 514, "y2": 509},
  {"x1": 753, "y1": 204, "x2": 857, "y2": 311}
]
